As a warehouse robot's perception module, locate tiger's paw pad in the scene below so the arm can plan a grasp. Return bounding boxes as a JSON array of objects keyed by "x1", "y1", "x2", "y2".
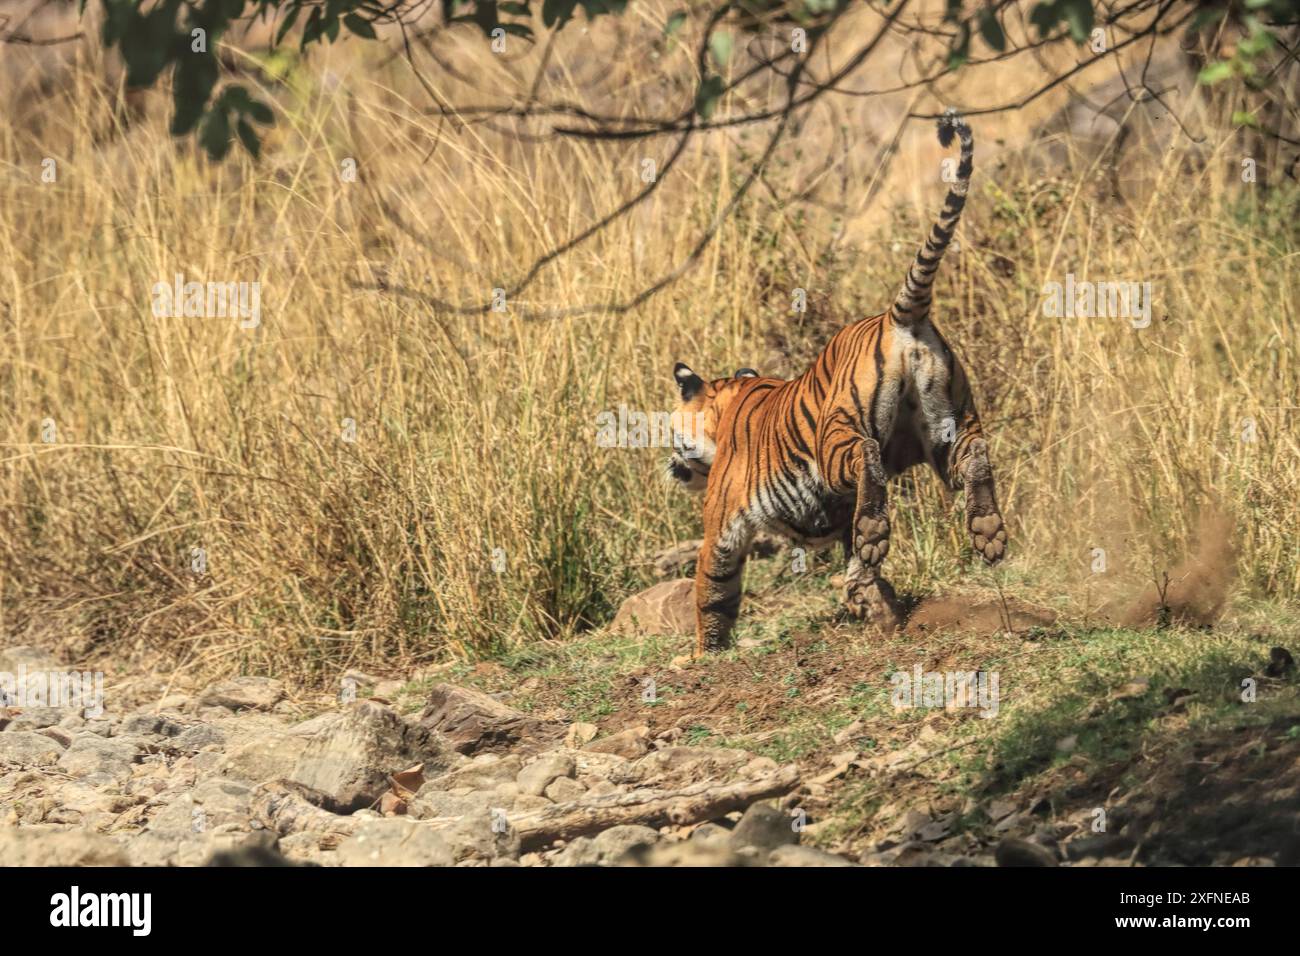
[
  {"x1": 854, "y1": 515, "x2": 891, "y2": 567},
  {"x1": 967, "y1": 511, "x2": 1007, "y2": 564}
]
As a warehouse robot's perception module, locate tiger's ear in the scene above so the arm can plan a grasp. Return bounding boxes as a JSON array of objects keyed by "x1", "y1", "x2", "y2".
[
  {"x1": 674, "y1": 362, "x2": 704, "y2": 400},
  {"x1": 734, "y1": 367, "x2": 759, "y2": 379}
]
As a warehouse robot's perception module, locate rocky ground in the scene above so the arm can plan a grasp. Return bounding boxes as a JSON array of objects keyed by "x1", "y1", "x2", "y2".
[
  {"x1": 2, "y1": 563, "x2": 1296, "y2": 867},
  {"x1": 0, "y1": 643, "x2": 849, "y2": 866}
]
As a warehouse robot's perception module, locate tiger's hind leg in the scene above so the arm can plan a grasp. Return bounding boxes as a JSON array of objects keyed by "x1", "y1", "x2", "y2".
[
  {"x1": 842, "y1": 437, "x2": 904, "y2": 630},
  {"x1": 960, "y1": 437, "x2": 1007, "y2": 565}
]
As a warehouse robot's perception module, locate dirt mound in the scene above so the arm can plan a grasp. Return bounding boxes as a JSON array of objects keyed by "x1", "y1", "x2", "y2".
[
  {"x1": 903, "y1": 595, "x2": 1057, "y2": 637},
  {"x1": 1113, "y1": 508, "x2": 1237, "y2": 628}
]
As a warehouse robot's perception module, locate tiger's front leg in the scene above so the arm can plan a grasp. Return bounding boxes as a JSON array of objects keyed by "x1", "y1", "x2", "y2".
[
  {"x1": 693, "y1": 518, "x2": 753, "y2": 656},
  {"x1": 843, "y1": 437, "x2": 903, "y2": 630}
]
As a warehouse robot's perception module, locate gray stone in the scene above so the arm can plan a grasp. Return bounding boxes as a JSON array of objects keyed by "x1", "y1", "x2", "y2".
[
  {"x1": 544, "y1": 776, "x2": 587, "y2": 803},
  {"x1": 289, "y1": 701, "x2": 455, "y2": 813},
  {"x1": 517, "y1": 752, "x2": 575, "y2": 796},
  {"x1": 0, "y1": 732, "x2": 66, "y2": 767},
  {"x1": 176, "y1": 724, "x2": 227, "y2": 751},
  {"x1": 418, "y1": 683, "x2": 561, "y2": 755},
  {"x1": 408, "y1": 788, "x2": 497, "y2": 821},
  {"x1": 219, "y1": 732, "x2": 309, "y2": 784},
  {"x1": 731, "y1": 802, "x2": 798, "y2": 852},
  {"x1": 56, "y1": 735, "x2": 141, "y2": 782},
  {"x1": 3, "y1": 707, "x2": 65, "y2": 730},
  {"x1": 148, "y1": 778, "x2": 255, "y2": 832},
  {"x1": 198, "y1": 676, "x2": 286, "y2": 712},
  {"x1": 335, "y1": 818, "x2": 453, "y2": 867},
  {"x1": 441, "y1": 808, "x2": 521, "y2": 863},
  {"x1": 425, "y1": 753, "x2": 522, "y2": 792}
]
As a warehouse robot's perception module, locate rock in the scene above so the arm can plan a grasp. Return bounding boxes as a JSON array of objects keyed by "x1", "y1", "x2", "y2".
[
  {"x1": 553, "y1": 825, "x2": 660, "y2": 866},
  {"x1": 0, "y1": 826, "x2": 129, "y2": 866},
  {"x1": 56, "y1": 735, "x2": 141, "y2": 783},
  {"x1": 418, "y1": 683, "x2": 560, "y2": 756},
  {"x1": 198, "y1": 676, "x2": 286, "y2": 712},
  {"x1": 768, "y1": 845, "x2": 854, "y2": 867},
  {"x1": 335, "y1": 818, "x2": 453, "y2": 867},
  {"x1": 544, "y1": 776, "x2": 587, "y2": 803},
  {"x1": 289, "y1": 701, "x2": 455, "y2": 813},
  {"x1": 128, "y1": 714, "x2": 187, "y2": 737},
  {"x1": 994, "y1": 837, "x2": 1059, "y2": 867},
  {"x1": 148, "y1": 778, "x2": 255, "y2": 832},
  {"x1": 565, "y1": 722, "x2": 599, "y2": 748},
  {"x1": 516, "y1": 752, "x2": 575, "y2": 797},
  {"x1": 611, "y1": 579, "x2": 695, "y2": 636},
  {"x1": 0, "y1": 732, "x2": 67, "y2": 767},
  {"x1": 4, "y1": 707, "x2": 64, "y2": 730},
  {"x1": 424, "y1": 753, "x2": 522, "y2": 792},
  {"x1": 731, "y1": 801, "x2": 799, "y2": 853},
  {"x1": 584, "y1": 726, "x2": 651, "y2": 759},
  {"x1": 176, "y1": 724, "x2": 227, "y2": 751},
  {"x1": 1064, "y1": 832, "x2": 1135, "y2": 861},
  {"x1": 441, "y1": 807, "x2": 522, "y2": 864},
  {"x1": 219, "y1": 732, "x2": 310, "y2": 784},
  {"x1": 408, "y1": 789, "x2": 497, "y2": 821}
]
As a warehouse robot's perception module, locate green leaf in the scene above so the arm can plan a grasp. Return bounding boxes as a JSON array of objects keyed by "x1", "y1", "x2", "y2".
[
  {"x1": 199, "y1": 107, "x2": 232, "y2": 160},
  {"x1": 275, "y1": 4, "x2": 300, "y2": 46},
  {"x1": 236, "y1": 118, "x2": 262, "y2": 157},
  {"x1": 1232, "y1": 110, "x2": 1260, "y2": 128},
  {"x1": 978, "y1": 9, "x2": 1005, "y2": 52},
  {"x1": 1029, "y1": 1, "x2": 1060, "y2": 38},
  {"x1": 709, "y1": 30, "x2": 733, "y2": 67},
  {"x1": 542, "y1": 0, "x2": 577, "y2": 27},
  {"x1": 695, "y1": 74, "x2": 725, "y2": 120},
  {"x1": 948, "y1": 20, "x2": 971, "y2": 70},
  {"x1": 665, "y1": 10, "x2": 686, "y2": 37},
  {"x1": 1197, "y1": 60, "x2": 1235, "y2": 85},
  {"x1": 1060, "y1": 0, "x2": 1093, "y2": 43},
  {"x1": 343, "y1": 13, "x2": 376, "y2": 38},
  {"x1": 171, "y1": 53, "x2": 219, "y2": 135}
]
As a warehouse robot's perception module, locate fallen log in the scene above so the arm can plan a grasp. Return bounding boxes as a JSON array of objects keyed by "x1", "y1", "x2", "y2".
[{"x1": 480, "y1": 765, "x2": 802, "y2": 851}]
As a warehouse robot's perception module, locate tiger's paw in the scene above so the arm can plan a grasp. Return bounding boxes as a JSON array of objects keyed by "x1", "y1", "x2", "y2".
[
  {"x1": 845, "y1": 577, "x2": 903, "y2": 630},
  {"x1": 967, "y1": 509, "x2": 1007, "y2": 564},
  {"x1": 854, "y1": 513, "x2": 891, "y2": 568}
]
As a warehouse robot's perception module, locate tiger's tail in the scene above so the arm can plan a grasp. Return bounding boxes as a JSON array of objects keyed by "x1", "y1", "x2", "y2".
[{"x1": 891, "y1": 108, "x2": 973, "y2": 327}]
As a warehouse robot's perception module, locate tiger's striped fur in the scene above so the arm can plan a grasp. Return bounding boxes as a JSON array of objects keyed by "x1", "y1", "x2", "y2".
[{"x1": 668, "y1": 110, "x2": 1006, "y2": 656}]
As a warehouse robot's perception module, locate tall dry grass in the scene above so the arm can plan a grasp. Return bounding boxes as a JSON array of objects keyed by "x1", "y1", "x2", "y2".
[{"x1": 0, "y1": 4, "x2": 1296, "y2": 683}]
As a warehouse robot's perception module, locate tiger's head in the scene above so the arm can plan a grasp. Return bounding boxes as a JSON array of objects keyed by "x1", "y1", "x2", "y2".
[{"x1": 666, "y1": 362, "x2": 760, "y2": 492}]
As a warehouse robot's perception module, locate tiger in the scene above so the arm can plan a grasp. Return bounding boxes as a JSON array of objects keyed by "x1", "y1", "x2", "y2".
[{"x1": 666, "y1": 109, "x2": 1007, "y2": 657}]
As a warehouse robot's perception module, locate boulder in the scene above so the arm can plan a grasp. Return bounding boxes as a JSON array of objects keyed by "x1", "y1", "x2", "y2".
[
  {"x1": 335, "y1": 818, "x2": 453, "y2": 867},
  {"x1": 730, "y1": 801, "x2": 799, "y2": 853},
  {"x1": 0, "y1": 732, "x2": 66, "y2": 767},
  {"x1": 418, "y1": 683, "x2": 561, "y2": 755},
  {"x1": 198, "y1": 676, "x2": 286, "y2": 713},
  {"x1": 610, "y1": 579, "x2": 695, "y2": 636},
  {"x1": 516, "y1": 752, "x2": 575, "y2": 797},
  {"x1": 289, "y1": 701, "x2": 455, "y2": 813}
]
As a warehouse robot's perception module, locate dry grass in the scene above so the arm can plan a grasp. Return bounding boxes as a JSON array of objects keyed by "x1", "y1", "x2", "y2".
[{"x1": 0, "y1": 4, "x2": 1296, "y2": 685}]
